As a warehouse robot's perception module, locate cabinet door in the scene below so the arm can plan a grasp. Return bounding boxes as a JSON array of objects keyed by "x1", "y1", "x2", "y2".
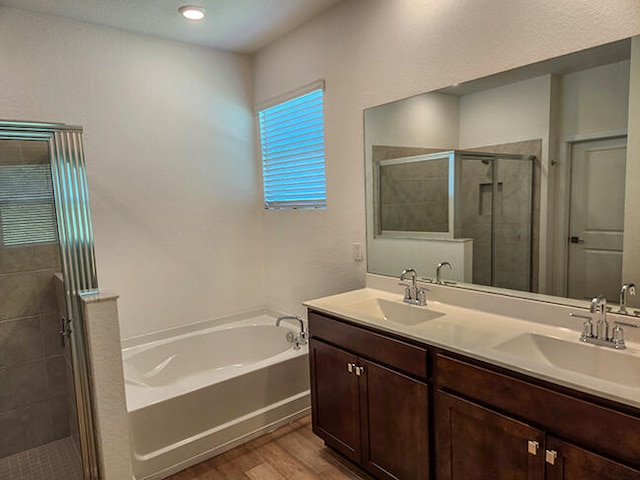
[
  {"x1": 361, "y1": 359, "x2": 430, "y2": 480},
  {"x1": 435, "y1": 391, "x2": 544, "y2": 480},
  {"x1": 310, "y1": 339, "x2": 361, "y2": 463},
  {"x1": 545, "y1": 436, "x2": 640, "y2": 480}
]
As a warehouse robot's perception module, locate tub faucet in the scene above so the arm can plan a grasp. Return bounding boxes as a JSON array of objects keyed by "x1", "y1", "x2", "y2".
[
  {"x1": 436, "y1": 262, "x2": 452, "y2": 284},
  {"x1": 618, "y1": 283, "x2": 637, "y2": 315},
  {"x1": 276, "y1": 315, "x2": 308, "y2": 349},
  {"x1": 590, "y1": 295, "x2": 608, "y2": 341}
]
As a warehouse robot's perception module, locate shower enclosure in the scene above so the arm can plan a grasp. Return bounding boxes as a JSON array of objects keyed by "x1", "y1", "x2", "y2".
[
  {"x1": 0, "y1": 121, "x2": 99, "y2": 479},
  {"x1": 454, "y1": 151, "x2": 534, "y2": 291},
  {"x1": 375, "y1": 149, "x2": 535, "y2": 290}
]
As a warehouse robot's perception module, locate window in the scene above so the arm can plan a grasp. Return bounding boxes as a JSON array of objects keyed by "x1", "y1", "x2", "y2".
[
  {"x1": 0, "y1": 164, "x2": 58, "y2": 246},
  {"x1": 258, "y1": 82, "x2": 327, "y2": 209}
]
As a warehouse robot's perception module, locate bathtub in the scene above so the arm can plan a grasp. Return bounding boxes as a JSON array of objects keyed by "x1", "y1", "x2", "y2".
[{"x1": 122, "y1": 311, "x2": 310, "y2": 480}]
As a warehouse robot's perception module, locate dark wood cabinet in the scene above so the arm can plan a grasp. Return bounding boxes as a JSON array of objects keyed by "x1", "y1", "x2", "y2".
[
  {"x1": 436, "y1": 390, "x2": 640, "y2": 480},
  {"x1": 309, "y1": 311, "x2": 430, "y2": 480},
  {"x1": 308, "y1": 309, "x2": 640, "y2": 480},
  {"x1": 435, "y1": 354, "x2": 640, "y2": 480},
  {"x1": 545, "y1": 437, "x2": 640, "y2": 480},
  {"x1": 361, "y1": 358, "x2": 429, "y2": 480},
  {"x1": 436, "y1": 391, "x2": 544, "y2": 480},
  {"x1": 310, "y1": 338, "x2": 361, "y2": 463}
]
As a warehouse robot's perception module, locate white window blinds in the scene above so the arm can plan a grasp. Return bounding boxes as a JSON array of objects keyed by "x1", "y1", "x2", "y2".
[
  {"x1": 258, "y1": 86, "x2": 327, "y2": 210},
  {"x1": 0, "y1": 164, "x2": 58, "y2": 246}
]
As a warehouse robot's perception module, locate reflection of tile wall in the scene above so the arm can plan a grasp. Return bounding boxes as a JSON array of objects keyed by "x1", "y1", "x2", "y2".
[
  {"x1": 379, "y1": 158, "x2": 449, "y2": 232},
  {"x1": 0, "y1": 139, "x2": 74, "y2": 459}
]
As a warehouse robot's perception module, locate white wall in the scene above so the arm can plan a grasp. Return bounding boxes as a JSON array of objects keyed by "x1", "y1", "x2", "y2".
[
  {"x1": 254, "y1": 0, "x2": 640, "y2": 318},
  {"x1": 0, "y1": 8, "x2": 264, "y2": 339},
  {"x1": 560, "y1": 60, "x2": 631, "y2": 139},
  {"x1": 459, "y1": 75, "x2": 552, "y2": 149},
  {"x1": 365, "y1": 92, "x2": 460, "y2": 149}
]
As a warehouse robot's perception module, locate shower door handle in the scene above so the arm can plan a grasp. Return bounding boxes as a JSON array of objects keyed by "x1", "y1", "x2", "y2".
[{"x1": 59, "y1": 317, "x2": 71, "y2": 347}]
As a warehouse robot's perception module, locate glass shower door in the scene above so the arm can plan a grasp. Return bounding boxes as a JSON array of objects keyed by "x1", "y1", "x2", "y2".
[
  {"x1": 493, "y1": 157, "x2": 534, "y2": 291},
  {"x1": 454, "y1": 152, "x2": 534, "y2": 290},
  {"x1": 0, "y1": 137, "x2": 83, "y2": 478},
  {"x1": 0, "y1": 121, "x2": 100, "y2": 479}
]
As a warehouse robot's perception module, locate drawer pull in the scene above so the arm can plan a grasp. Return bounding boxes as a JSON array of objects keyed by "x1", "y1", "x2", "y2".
[
  {"x1": 545, "y1": 449, "x2": 557, "y2": 465},
  {"x1": 527, "y1": 440, "x2": 539, "y2": 455}
]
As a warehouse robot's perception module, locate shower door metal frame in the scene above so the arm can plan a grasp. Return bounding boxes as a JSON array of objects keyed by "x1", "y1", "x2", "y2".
[{"x1": 0, "y1": 120, "x2": 100, "y2": 479}]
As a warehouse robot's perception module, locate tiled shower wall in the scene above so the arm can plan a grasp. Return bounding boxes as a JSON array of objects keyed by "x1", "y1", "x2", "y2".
[
  {"x1": 379, "y1": 158, "x2": 450, "y2": 233},
  {"x1": 0, "y1": 139, "x2": 74, "y2": 459}
]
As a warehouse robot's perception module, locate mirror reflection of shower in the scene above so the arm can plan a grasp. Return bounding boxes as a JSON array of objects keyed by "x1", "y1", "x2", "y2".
[
  {"x1": 374, "y1": 149, "x2": 535, "y2": 290},
  {"x1": 456, "y1": 152, "x2": 535, "y2": 291}
]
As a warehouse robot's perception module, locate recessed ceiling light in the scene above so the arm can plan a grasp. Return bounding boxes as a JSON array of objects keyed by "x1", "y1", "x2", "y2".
[{"x1": 178, "y1": 5, "x2": 206, "y2": 21}]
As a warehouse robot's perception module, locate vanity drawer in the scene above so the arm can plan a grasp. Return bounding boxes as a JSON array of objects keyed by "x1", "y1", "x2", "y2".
[
  {"x1": 436, "y1": 354, "x2": 640, "y2": 468},
  {"x1": 308, "y1": 311, "x2": 428, "y2": 380}
]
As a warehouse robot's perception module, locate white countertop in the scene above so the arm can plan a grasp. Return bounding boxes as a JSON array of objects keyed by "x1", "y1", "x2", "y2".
[{"x1": 304, "y1": 284, "x2": 640, "y2": 410}]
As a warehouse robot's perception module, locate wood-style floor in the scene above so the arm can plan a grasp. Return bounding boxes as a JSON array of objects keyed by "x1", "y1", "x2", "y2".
[{"x1": 166, "y1": 415, "x2": 373, "y2": 480}]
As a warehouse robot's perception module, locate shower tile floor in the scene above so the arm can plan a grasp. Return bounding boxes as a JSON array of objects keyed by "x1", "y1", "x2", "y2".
[{"x1": 0, "y1": 437, "x2": 83, "y2": 480}]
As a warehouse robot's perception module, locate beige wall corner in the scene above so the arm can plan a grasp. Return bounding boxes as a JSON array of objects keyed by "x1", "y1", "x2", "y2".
[
  {"x1": 80, "y1": 292, "x2": 133, "y2": 480},
  {"x1": 623, "y1": 36, "x2": 640, "y2": 308}
]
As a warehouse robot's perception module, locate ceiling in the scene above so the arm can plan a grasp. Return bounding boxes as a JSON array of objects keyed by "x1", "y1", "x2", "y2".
[{"x1": 0, "y1": 0, "x2": 343, "y2": 53}]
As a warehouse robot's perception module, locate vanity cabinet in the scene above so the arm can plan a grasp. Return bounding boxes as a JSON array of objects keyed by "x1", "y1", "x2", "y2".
[
  {"x1": 307, "y1": 309, "x2": 639, "y2": 480},
  {"x1": 308, "y1": 311, "x2": 430, "y2": 480},
  {"x1": 436, "y1": 391, "x2": 544, "y2": 479},
  {"x1": 435, "y1": 354, "x2": 640, "y2": 480},
  {"x1": 545, "y1": 437, "x2": 640, "y2": 480}
]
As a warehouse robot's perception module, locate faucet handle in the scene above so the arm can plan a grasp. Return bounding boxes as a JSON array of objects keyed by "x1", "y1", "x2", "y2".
[
  {"x1": 611, "y1": 324, "x2": 625, "y2": 348},
  {"x1": 570, "y1": 313, "x2": 593, "y2": 341},
  {"x1": 417, "y1": 288, "x2": 427, "y2": 306}
]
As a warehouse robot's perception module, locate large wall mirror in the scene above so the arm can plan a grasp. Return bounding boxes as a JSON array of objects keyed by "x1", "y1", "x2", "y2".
[{"x1": 364, "y1": 36, "x2": 640, "y2": 309}]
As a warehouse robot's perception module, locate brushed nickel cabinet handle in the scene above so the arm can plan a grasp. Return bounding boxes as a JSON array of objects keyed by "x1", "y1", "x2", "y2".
[{"x1": 545, "y1": 449, "x2": 557, "y2": 465}]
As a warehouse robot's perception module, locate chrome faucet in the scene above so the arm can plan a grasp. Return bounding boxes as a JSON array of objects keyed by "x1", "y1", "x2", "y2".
[
  {"x1": 399, "y1": 268, "x2": 427, "y2": 306},
  {"x1": 276, "y1": 315, "x2": 308, "y2": 349},
  {"x1": 618, "y1": 283, "x2": 637, "y2": 315},
  {"x1": 590, "y1": 295, "x2": 609, "y2": 341},
  {"x1": 571, "y1": 294, "x2": 635, "y2": 350},
  {"x1": 436, "y1": 262, "x2": 452, "y2": 284}
]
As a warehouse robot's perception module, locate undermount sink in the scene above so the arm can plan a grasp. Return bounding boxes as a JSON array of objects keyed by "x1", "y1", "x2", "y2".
[
  {"x1": 493, "y1": 333, "x2": 640, "y2": 388},
  {"x1": 344, "y1": 298, "x2": 446, "y2": 326}
]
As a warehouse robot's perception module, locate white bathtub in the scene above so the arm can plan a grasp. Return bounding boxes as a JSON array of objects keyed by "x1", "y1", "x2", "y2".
[{"x1": 122, "y1": 312, "x2": 310, "y2": 480}]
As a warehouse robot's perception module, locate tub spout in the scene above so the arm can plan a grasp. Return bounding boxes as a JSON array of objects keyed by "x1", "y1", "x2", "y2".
[{"x1": 276, "y1": 315, "x2": 308, "y2": 348}]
